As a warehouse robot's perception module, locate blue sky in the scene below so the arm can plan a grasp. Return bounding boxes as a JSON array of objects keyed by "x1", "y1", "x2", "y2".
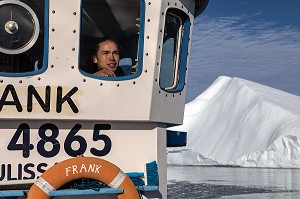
[{"x1": 186, "y1": 0, "x2": 300, "y2": 102}]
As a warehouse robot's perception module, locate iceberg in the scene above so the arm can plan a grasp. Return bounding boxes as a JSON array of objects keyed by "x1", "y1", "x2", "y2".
[{"x1": 168, "y1": 76, "x2": 300, "y2": 168}]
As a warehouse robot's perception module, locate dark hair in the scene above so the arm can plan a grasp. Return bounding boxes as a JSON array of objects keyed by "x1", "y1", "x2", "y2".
[{"x1": 93, "y1": 37, "x2": 120, "y2": 56}]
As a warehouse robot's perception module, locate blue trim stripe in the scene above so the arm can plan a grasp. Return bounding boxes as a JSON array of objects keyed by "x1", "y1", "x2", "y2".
[
  {"x1": 0, "y1": 190, "x2": 28, "y2": 197},
  {"x1": 49, "y1": 188, "x2": 123, "y2": 196},
  {"x1": 0, "y1": 186, "x2": 158, "y2": 197}
]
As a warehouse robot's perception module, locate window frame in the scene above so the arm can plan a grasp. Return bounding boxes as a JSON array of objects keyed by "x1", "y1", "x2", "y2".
[
  {"x1": 159, "y1": 8, "x2": 191, "y2": 93},
  {"x1": 0, "y1": 0, "x2": 49, "y2": 77},
  {"x1": 78, "y1": 0, "x2": 145, "y2": 81}
]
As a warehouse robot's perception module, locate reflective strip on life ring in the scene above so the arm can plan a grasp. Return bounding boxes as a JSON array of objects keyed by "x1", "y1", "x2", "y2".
[
  {"x1": 26, "y1": 156, "x2": 140, "y2": 199},
  {"x1": 34, "y1": 177, "x2": 55, "y2": 195}
]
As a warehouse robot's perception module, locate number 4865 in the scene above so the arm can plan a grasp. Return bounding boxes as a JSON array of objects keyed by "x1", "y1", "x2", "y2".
[{"x1": 7, "y1": 123, "x2": 112, "y2": 158}]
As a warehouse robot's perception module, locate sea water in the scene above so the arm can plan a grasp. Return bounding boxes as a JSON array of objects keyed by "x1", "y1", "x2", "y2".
[{"x1": 167, "y1": 166, "x2": 300, "y2": 199}]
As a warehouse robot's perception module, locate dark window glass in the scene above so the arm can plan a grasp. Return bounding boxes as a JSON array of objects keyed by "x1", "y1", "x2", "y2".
[
  {"x1": 160, "y1": 12, "x2": 183, "y2": 90},
  {"x1": 0, "y1": 0, "x2": 45, "y2": 74},
  {"x1": 80, "y1": 0, "x2": 141, "y2": 78}
]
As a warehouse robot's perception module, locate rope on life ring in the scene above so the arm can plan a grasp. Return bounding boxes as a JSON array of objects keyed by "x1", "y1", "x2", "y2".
[{"x1": 26, "y1": 156, "x2": 140, "y2": 199}]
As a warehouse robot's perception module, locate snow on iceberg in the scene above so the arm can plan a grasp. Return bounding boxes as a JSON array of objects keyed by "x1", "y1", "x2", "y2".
[{"x1": 168, "y1": 76, "x2": 300, "y2": 168}]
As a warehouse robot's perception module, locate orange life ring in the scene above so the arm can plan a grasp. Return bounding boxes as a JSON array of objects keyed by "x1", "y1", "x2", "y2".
[{"x1": 26, "y1": 156, "x2": 140, "y2": 199}]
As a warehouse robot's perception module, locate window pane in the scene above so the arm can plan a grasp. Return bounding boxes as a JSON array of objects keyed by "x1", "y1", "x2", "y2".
[
  {"x1": 159, "y1": 12, "x2": 182, "y2": 90},
  {"x1": 80, "y1": 0, "x2": 140, "y2": 78},
  {"x1": 160, "y1": 38, "x2": 176, "y2": 88},
  {"x1": 0, "y1": 0, "x2": 45, "y2": 73}
]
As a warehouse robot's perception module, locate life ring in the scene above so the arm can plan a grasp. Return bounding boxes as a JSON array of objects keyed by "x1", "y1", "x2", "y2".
[{"x1": 26, "y1": 156, "x2": 140, "y2": 199}]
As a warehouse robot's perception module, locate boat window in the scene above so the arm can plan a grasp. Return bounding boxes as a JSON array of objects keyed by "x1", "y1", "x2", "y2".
[
  {"x1": 80, "y1": 0, "x2": 142, "y2": 79},
  {"x1": 159, "y1": 9, "x2": 190, "y2": 92},
  {"x1": 0, "y1": 0, "x2": 45, "y2": 75}
]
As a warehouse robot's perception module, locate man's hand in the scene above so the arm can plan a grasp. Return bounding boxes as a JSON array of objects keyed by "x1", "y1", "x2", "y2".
[{"x1": 94, "y1": 69, "x2": 116, "y2": 77}]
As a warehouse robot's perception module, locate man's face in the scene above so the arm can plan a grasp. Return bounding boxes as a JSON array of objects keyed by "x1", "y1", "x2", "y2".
[{"x1": 93, "y1": 40, "x2": 120, "y2": 72}]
